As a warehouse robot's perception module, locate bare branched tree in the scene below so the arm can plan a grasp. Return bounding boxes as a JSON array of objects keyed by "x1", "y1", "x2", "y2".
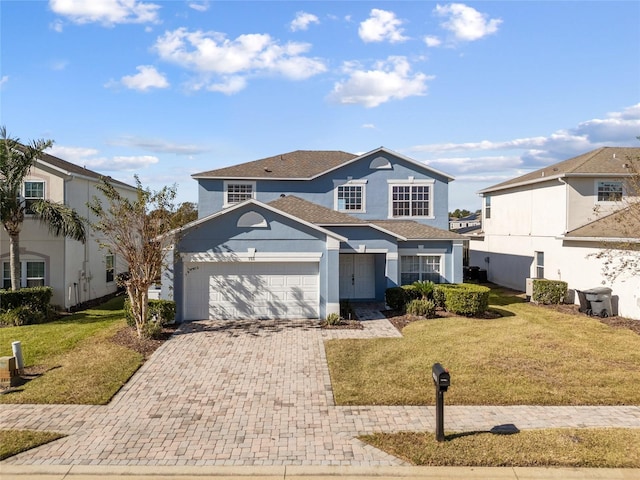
[{"x1": 88, "y1": 176, "x2": 176, "y2": 338}]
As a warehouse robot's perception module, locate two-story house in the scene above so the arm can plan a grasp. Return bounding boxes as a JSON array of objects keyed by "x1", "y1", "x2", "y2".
[
  {"x1": 469, "y1": 146, "x2": 640, "y2": 320},
  {"x1": 0, "y1": 151, "x2": 136, "y2": 310},
  {"x1": 165, "y1": 147, "x2": 464, "y2": 321}
]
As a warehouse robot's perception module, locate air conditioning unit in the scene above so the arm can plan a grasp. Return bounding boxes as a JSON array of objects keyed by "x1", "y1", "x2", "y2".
[{"x1": 525, "y1": 278, "x2": 533, "y2": 299}]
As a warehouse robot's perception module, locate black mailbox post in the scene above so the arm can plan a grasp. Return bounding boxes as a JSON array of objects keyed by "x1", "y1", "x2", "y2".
[{"x1": 432, "y1": 363, "x2": 450, "y2": 442}]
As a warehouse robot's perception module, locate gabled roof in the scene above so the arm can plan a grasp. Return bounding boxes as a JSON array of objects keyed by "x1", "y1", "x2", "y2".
[
  {"x1": 37, "y1": 150, "x2": 134, "y2": 190},
  {"x1": 173, "y1": 198, "x2": 347, "y2": 242},
  {"x1": 192, "y1": 146, "x2": 455, "y2": 181},
  {"x1": 479, "y1": 147, "x2": 640, "y2": 195},
  {"x1": 562, "y1": 207, "x2": 640, "y2": 242}
]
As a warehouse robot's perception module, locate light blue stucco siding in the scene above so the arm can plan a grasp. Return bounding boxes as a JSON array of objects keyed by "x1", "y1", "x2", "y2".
[
  {"x1": 197, "y1": 151, "x2": 451, "y2": 229},
  {"x1": 174, "y1": 203, "x2": 338, "y2": 321}
]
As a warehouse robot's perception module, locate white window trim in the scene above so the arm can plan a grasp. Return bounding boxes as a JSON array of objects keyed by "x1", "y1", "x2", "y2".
[
  {"x1": 23, "y1": 179, "x2": 46, "y2": 215},
  {"x1": 223, "y1": 180, "x2": 256, "y2": 207},
  {"x1": 398, "y1": 253, "x2": 443, "y2": 285},
  {"x1": 2, "y1": 259, "x2": 46, "y2": 288},
  {"x1": 387, "y1": 179, "x2": 435, "y2": 219},
  {"x1": 333, "y1": 179, "x2": 367, "y2": 213},
  {"x1": 594, "y1": 179, "x2": 624, "y2": 204}
]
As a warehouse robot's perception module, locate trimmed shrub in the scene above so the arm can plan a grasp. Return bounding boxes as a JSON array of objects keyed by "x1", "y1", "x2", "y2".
[
  {"x1": 385, "y1": 287, "x2": 407, "y2": 311},
  {"x1": 532, "y1": 279, "x2": 568, "y2": 305},
  {"x1": 325, "y1": 312, "x2": 341, "y2": 325},
  {"x1": 0, "y1": 287, "x2": 53, "y2": 313},
  {"x1": 124, "y1": 298, "x2": 177, "y2": 327},
  {"x1": 406, "y1": 299, "x2": 436, "y2": 318},
  {"x1": 402, "y1": 285, "x2": 421, "y2": 302},
  {"x1": 438, "y1": 283, "x2": 490, "y2": 316},
  {"x1": 0, "y1": 305, "x2": 45, "y2": 326},
  {"x1": 433, "y1": 284, "x2": 457, "y2": 309},
  {"x1": 411, "y1": 280, "x2": 435, "y2": 300}
]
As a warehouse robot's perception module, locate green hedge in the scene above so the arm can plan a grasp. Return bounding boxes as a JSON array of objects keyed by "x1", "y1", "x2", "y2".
[
  {"x1": 0, "y1": 287, "x2": 53, "y2": 312},
  {"x1": 124, "y1": 297, "x2": 176, "y2": 327},
  {"x1": 385, "y1": 287, "x2": 407, "y2": 311},
  {"x1": 435, "y1": 283, "x2": 490, "y2": 316},
  {"x1": 532, "y1": 279, "x2": 568, "y2": 304}
]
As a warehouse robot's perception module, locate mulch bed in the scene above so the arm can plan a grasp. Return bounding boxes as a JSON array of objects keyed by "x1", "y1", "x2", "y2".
[
  {"x1": 383, "y1": 308, "x2": 503, "y2": 332},
  {"x1": 109, "y1": 324, "x2": 179, "y2": 358}
]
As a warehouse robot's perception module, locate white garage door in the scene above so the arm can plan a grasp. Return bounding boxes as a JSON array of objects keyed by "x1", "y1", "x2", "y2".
[{"x1": 183, "y1": 261, "x2": 319, "y2": 320}]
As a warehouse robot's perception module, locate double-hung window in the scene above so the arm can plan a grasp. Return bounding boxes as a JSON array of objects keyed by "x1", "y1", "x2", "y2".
[
  {"x1": 105, "y1": 254, "x2": 115, "y2": 283},
  {"x1": 224, "y1": 181, "x2": 255, "y2": 207},
  {"x1": 389, "y1": 180, "x2": 434, "y2": 218},
  {"x1": 535, "y1": 251, "x2": 544, "y2": 279},
  {"x1": 484, "y1": 195, "x2": 491, "y2": 219},
  {"x1": 597, "y1": 181, "x2": 623, "y2": 202},
  {"x1": 24, "y1": 181, "x2": 45, "y2": 214},
  {"x1": 335, "y1": 180, "x2": 366, "y2": 212},
  {"x1": 2, "y1": 260, "x2": 46, "y2": 288},
  {"x1": 400, "y1": 255, "x2": 442, "y2": 284}
]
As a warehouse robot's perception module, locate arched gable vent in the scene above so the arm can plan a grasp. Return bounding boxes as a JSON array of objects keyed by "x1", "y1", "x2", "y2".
[
  {"x1": 369, "y1": 156, "x2": 392, "y2": 169},
  {"x1": 237, "y1": 211, "x2": 268, "y2": 228}
]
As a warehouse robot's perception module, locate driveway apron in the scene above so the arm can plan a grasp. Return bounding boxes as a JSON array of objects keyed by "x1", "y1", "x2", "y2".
[{"x1": 2, "y1": 311, "x2": 640, "y2": 466}]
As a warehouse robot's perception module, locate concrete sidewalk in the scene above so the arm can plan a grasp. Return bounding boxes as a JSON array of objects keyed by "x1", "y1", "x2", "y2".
[{"x1": 1, "y1": 465, "x2": 640, "y2": 479}]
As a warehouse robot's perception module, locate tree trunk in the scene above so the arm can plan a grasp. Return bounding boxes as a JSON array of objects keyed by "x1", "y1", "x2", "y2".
[{"x1": 9, "y1": 232, "x2": 20, "y2": 290}]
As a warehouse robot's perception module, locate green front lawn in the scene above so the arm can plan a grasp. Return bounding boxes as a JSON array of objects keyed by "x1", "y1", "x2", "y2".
[
  {"x1": 325, "y1": 290, "x2": 640, "y2": 405},
  {"x1": 0, "y1": 296, "x2": 144, "y2": 404}
]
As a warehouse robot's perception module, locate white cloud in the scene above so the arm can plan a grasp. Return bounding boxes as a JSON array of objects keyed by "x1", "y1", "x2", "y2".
[
  {"x1": 328, "y1": 56, "x2": 432, "y2": 108},
  {"x1": 153, "y1": 28, "x2": 326, "y2": 93},
  {"x1": 407, "y1": 103, "x2": 640, "y2": 179},
  {"x1": 362, "y1": 124, "x2": 376, "y2": 129},
  {"x1": 108, "y1": 136, "x2": 208, "y2": 155},
  {"x1": 359, "y1": 9, "x2": 408, "y2": 43},
  {"x1": 118, "y1": 65, "x2": 169, "y2": 91},
  {"x1": 434, "y1": 3, "x2": 502, "y2": 42},
  {"x1": 50, "y1": 19, "x2": 64, "y2": 32},
  {"x1": 188, "y1": 1, "x2": 210, "y2": 12},
  {"x1": 424, "y1": 35, "x2": 442, "y2": 47},
  {"x1": 0, "y1": 76, "x2": 8, "y2": 88},
  {"x1": 49, "y1": 0, "x2": 160, "y2": 26},
  {"x1": 290, "y1": 11, "x2": 320, "y2": 32},
  {"x1": 47, "y1": 145, "x2": 159, "y2": 171}
]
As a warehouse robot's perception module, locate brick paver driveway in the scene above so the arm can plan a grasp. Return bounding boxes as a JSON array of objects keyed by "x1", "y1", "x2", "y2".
[{"x1": 2, "y1": 311, "x2": 640, "y2": 466}]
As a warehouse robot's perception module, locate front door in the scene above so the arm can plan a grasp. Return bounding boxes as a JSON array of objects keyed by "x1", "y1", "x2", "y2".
[{"x1": 339, "y1": 254, "x2": 375, "y2": 299}]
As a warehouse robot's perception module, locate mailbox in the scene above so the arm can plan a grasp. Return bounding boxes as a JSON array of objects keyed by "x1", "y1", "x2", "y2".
[{"x1": 432, "y1": 363, "x2": 450, "y2": 392}]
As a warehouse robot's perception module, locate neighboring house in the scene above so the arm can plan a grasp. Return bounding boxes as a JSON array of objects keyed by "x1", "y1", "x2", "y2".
[
  {"x1": 449, "y1": 212, "x2": 481, "y2": 231},
  {"x1": 165, "y1": 147, "x2": 464, "y2": 321},
  {"x1": 470, "y1": 147, "x2": 640, "y2": 320},
  {"x1": 0, "y1": 152, "x2": 136, "y2": 309}
]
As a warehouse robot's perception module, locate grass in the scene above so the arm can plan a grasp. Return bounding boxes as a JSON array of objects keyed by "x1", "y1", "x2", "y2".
[
  {"x1": 360, "y1": 428, "x2": 640, "y2": 467},
  {"x1": 325, "y1": 289, "x2": 640, "y2": 405},
  {"x1": 0, "y1": 430, "x2": 65, "y2": 461},
  {"x1": 0, "y1": 296, "x2": 144, "y2": 404}
]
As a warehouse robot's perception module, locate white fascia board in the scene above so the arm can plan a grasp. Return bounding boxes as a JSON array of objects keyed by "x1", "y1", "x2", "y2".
[
  {"x1": 477, "y1": 175, "x2": 565, "y2": 195},
  {"x1": 182, "y1": 251, "x2": 323, "y2": 262},
  {"x1": 557, "y1": 235, "x2": 640, "y2": 243},
  {"x1": 173, "y1": 199, "x2": 348, "y2": 243}
]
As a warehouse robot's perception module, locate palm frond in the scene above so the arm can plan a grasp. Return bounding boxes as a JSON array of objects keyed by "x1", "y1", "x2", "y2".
[{"x1": 30, "y1": 200, "x2": 87, "y2": 243}]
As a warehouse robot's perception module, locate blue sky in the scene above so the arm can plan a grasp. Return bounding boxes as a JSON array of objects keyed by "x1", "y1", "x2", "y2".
[{"x1": 1, "y1": 0, "x2": 639, "y2": 211}]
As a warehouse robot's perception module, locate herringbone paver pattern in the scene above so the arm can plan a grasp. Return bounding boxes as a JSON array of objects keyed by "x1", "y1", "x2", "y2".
[{"x1": 1, "y1": 306, "x2": 639, "y2": 466}]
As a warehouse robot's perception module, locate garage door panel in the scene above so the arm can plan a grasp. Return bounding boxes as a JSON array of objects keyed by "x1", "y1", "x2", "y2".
[{"x1": 184, "y1": 261, "x2": 319, "y2": 320}]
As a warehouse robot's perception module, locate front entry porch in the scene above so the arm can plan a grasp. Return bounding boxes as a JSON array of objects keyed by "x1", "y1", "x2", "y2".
[{"x1": 339, "y1": 253, "x2": 376, "y2": 300}]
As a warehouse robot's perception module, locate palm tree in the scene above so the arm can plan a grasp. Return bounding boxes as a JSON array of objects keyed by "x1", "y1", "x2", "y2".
[{"x1": 0, "y1": 127, "x2": 86, "y2": 290}]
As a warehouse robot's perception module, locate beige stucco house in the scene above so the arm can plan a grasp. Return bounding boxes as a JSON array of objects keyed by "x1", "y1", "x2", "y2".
[
  {"x1": 469, "y1": 147, "x2": 640, "y2": 320},
  {"x1": 0, "y1": 151, "x2": 136, "y2": 310}
]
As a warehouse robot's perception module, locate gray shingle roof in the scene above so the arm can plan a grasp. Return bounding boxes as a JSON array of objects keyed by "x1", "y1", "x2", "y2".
[
  {"x1": 564, "y1": 207, "x2": 639, "y2": 241},
  {"x1": 480, "y1": 147, "x2": 640, "y2": 194},
  {"x1": 371, "y1": 220, "x2": 466, "y2": 240},
  {"x1": 39, "y1": 151, "x2": 134, "y2": 190},
  {"x1": 193, "y1": 150, "x2": 358, "y2": 179},
  {"x1": 268, "y1": 195, "x2": 368, "y2": 224}
]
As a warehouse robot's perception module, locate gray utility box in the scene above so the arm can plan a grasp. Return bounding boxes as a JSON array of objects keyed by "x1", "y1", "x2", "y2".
[{"x1": 581, "y1": 287, "x2": 613, "y2": 318}]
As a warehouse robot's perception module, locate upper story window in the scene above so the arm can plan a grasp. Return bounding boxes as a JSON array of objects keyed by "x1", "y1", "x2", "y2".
[
  {"x1": 597, "y1": 181, "x2": 623, "y2": 202},
  {"x1": 388, "y1": 179, "x2": 434, "y2": 218},
  {"x1": 334, "y1": 179, "x2": 367, "y2": 212},
  {"x1": 485, "y1": 195, "x2": 491, "y2": 219},
  {"x1": 224, "y1": 181, "x2": 255, "y2": 207},
  {"x1": 24, "y1": 181, "x2": 44, "y2": 214}
]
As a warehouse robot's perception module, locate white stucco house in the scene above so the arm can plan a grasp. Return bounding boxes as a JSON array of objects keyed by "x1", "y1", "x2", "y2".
[
  {"x1": 0, "y1": 151, "x2": 136, "y2": 310},
  {"x1": 469, "y1": 147, "x2": 640, "y2": 320}
]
